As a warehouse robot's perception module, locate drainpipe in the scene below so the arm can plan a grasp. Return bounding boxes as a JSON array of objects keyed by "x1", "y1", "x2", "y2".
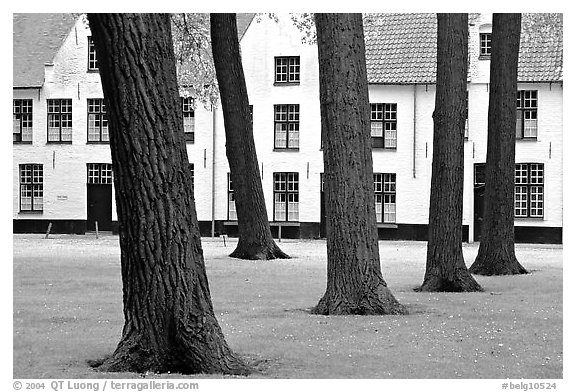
[
  {"x1": 413, "y1": 84, "x2": 417, "y2": 178},
  {"x1": 211, "y1": 104, "x2": 217, "y2": 237}
]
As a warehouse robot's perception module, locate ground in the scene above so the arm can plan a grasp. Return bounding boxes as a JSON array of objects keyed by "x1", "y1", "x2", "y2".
[{"x1": 13, "y1": 234, "x2": 562, "y2": 379}]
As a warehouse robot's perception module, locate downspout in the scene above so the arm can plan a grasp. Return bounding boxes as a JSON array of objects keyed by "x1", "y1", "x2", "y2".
[
  {"x1": 211, "y1": 104, "x2": 217, "y2": 237},
  {"x1": 413, "y1": 84, "x2": 417, "y2": 178}
]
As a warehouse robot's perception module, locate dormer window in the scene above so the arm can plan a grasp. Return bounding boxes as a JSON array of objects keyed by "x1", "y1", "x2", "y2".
[
  {"x1": 88, "y1": 36, "x2": 98, "y2": 70},
  {"x1": 479, "y1": 32, "x2": 492, "y2": 58}
]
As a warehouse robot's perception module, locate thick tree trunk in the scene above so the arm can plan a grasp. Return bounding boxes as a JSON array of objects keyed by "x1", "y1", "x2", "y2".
[
  {"x1": 87, "y1": 14, "x2": 249, "y2": 375},
  {"x1": 312, "y1": 14, "x2": 406, "y2": 315},
  {"x1": 210, "y1": 14, "x2": 289, "y2": 260},
  {"x1": 470, "y1": 14, "x2": 528, "y2": 276},
  {"x1": 419, "y1": 14, "x2": 482, "y2": 292}
]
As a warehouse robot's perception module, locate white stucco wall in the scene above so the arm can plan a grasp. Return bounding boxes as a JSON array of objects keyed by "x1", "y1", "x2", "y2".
[
  {"x1": 13, "y1": 13, "x2": 563, "y2": 239},
  {"x1": 14, "y1": 18, "x2": 117, "y2": 222}
]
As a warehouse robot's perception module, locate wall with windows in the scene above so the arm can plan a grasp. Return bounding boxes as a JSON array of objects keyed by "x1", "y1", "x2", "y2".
[
  {"x1": 13, "y1": 16, "x2": 220, "y2": 232},
  {"x1": 13, "y1": 17, "x2": 115, "y2": 231},
  {"x1": 468, "y1": 13, "x2": 493, "y2": 83},
  {"x1": 211, "y1": 15, "x2": 324, "y2": 232},
  {"x1": 468, "y1": 82, "x2": 563, "y2": 232},
  {"x1": 13, "y1": 13, "x2": 563, "y2": 242}
]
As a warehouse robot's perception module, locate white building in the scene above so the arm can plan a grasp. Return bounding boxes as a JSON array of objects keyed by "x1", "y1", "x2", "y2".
[{"x1": 13, "y1": 13, "x2": 563, "y2": 243}]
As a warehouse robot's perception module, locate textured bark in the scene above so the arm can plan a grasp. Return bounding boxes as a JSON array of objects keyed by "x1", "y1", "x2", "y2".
[
  {"x1": 312, "y1": 14, "x2": 406, "y2": 315},
  {"x1": 87, "y1": 14, "x2": 249, "y2": 375},
  {"x1": 469, "y1": 14, "x2": 528, "y2": 276},
  {"x1": 210, "y1": 14, "x2": 289, "y2": 260},
  {"x1": 419, "y1": 14, "x2": 482, "y2": 292}
]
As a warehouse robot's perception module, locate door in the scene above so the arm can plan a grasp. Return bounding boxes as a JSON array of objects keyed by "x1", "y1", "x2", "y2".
[
  {"x1": 86, "y1": 163, "x2": 113, "y2": 231},
  {"x1": 87, "y1": 184, "x2": 112, "y2": 231},
  {"x1": 320, "y1": 174, "x2": 326, "y2": 238},
  {"x1": 473, "y1": 164, "x2": 486, "y2": 242}
]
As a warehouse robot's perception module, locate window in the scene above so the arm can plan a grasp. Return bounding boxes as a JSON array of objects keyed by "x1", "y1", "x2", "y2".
[
  {"x1": 13, "y1": 99, "x2": 33, "y2": 143},
  {"x1": 19, "y1": 164, "x2": 43, "y2": 212},
  {"x1": 464, "y1": 92, "x2": 469, "y2": 139},
  {"x1": 88, "y1": 36, "x2": 98, "y2": 70},
  {"x1": 228, "y1": 173, "x2": 237, "y2": 221},
  {"x1": 515, "y1": 163, "x2": 543, "y2": 218},
  {"x1": 374, "y1": 173, "x2": 396, "y2": 223},
  {"x1": 480, "y1": 33, "x2": 491, "y2": 57},
  {"x1": 87, "y1": 99, "x2": 109, "y2": 142},
  {"x1": 189, "y1": 163, "x2": 194, "y2": 187},
  {"x1": 516, "y1": 90, "x2": 538, "y2": 139},
  {"x1": 47, "y1": 99, "x2": 72, "y2": 143},
  {"x1": 370, "y1": 103, "x2": 397, "y2": 149},
  {"x1": 474, "y1": 164, "x2": 486, "y2": 186},
  {"x1": 87, "y1": 163, "x2": 113, "y2": 184},
  {"x1": 274, "y1": 104, "x2": 299, "y2": 149},
  {"x1": 273, "y1": 172, "x2": 299, "y2": 221},
  {"x1": 275, "y1": 56, "x2": 300, "y2": 83},
  {"x1": 181, "y1": 97, "x2": 195, "y2": 142}
]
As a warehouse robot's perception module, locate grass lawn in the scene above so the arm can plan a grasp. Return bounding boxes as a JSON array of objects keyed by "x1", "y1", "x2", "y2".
[{"x1": 13, "y1": 234, "x2": 562, "y2": 379}]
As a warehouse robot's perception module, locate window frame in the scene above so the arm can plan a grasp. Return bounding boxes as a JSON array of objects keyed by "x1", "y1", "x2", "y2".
[
  {"x1": 87, "y1": 163, "x2": 113, "y2": 185},
  {"x1": 515, "y1": 163, "x2": 544, "y2": 218},
  {"x1": 516, "y1": 90, "x2": 538, "y2": 140},
  {"x1": 370, "y1": 103, "x2": 397, "y2": 149},
  {"x1": 47, "y1": 98, "x2": 73, "y2": 143},
  {"x1": 13, "y1": 99, "x2": 33, "y2": 144},
  {"x1": 227, "y1": 173, "x2": 237, "y2": 221},
  {"x1": 273, "y1": 104, "x2": 300, "y2": 150},
  {"x1": 479, "y1": 33, "x2": 492, "y2": 58},
  {"x1": 19, "y1": 164, "x2": 43, "y2": 212},
  {"x1": 181, "y1": 97, "x2": 195, "y2": 143},
  {"x1": 274, "y1": 56, "x2": 300, "y2": 84},
  {"x1": 374, "y1": 173, "x2": 396, "y2": 223},
  {"x1": 273, "y1": 172, "x2": 299, "y2": 222},
  {"x1": 88, "y1": 36, "x2": 98, "y2": 71},
  {"x1": 188, "y1": 163, "x2": 194, "y2": 190},
  {"x1": 464, "y1": 92, "x2": 469, "y2": 140},
  {"x1": 87, "y1": 98, "x2": 109, "y2": 143}
]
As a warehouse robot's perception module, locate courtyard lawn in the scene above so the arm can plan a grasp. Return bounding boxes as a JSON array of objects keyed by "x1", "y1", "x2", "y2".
[{"x1": 13, "y1": 234, "x2": 562, "y2": 379}]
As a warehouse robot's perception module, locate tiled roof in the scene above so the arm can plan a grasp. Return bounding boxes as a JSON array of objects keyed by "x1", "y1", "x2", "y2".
[
  {"x1": 13, "y1": 13, "x2": 255, "y2": 89},
  {"x1": 364, "y1": 13, "x2": 563, "y2": 84},
  {"x1": 518, "y1": 14, "x2": 563, "y2": 82},
  {"x1": 13, "y1": 13, "x2": 78, "y2": 88},
  {"x1": 364, "y1": 13, "x2": 437, "y2": 84},
  {"x1": 237, "y1": 13, "x2": 255, "y2": 40}
]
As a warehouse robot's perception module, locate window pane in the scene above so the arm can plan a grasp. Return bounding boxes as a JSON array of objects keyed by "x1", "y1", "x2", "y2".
[
  {"x1": 383, "y1": 194, "x2": 396, "y2": 223},
  {"x1": 274, "y1": 193, "x2": 286, "y2": 221},
  {"x1": 371, "y1": 122, "x2": 383, "y2": 137},
  {"x1": 372, "y1": 136, "x2": 384, "y2": 148},
  {"x1": 287, "y1": 123, "x2": 299, "y2": 148},
  {"x1": 384, "y1": 127, "x2": 397, "y2": 148},
  {"x1": 228, "y1": 193, "x2": 237, "y2": 220},
  {"x1": 530, "y1": 186, "x2": 544, "y2": 217},
  {"x1": 516, "y1": 110, "x2": 523, "y2": 138},
  {"x1": 515, "y1": 164, "x2": 528, "y2": 184},
  {"x1": 371, "y1": 104, "x2": 383, "y2": 120},
  {"x1": 275, "y1": 105, "x2": 287, "y2": 121},
  {"x1": 515, "y1": 185, "x2": 528, "y2": 217},
  {"x1": 523, "y1": 110, "x2": 537, "y2": 137},
  {"x1": 275, "y1": 123, "x2": 287, "y2": 148},
  {"x1": 375, "y1": 194, "x2": 383, "y2": 223},
  {"x1": 183, "y1": 116, "x2": 195, "y2": 133}
]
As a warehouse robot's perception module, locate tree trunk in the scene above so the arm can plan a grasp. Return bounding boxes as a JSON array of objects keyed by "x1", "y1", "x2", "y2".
[
  {"x1": 87, "y1": 14, "x2": 249, "y2": 375},
  {"x1": 418, "y1": 14, "x2": 483, "y2": 292},
  {"x1": 210, "y1": 14, "x2": 289, "y2": 260},
  {"x1": 469, "y1": 14, "x2": 528, "y2": 276},
  {"x1": 312, "y1": 14, "x2": 406, "y2": 315}
]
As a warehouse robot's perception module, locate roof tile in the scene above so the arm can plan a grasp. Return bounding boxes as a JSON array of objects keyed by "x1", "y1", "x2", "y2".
[{"x1": 364, "y1": 13, "x2": 563, "y2": 84}]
